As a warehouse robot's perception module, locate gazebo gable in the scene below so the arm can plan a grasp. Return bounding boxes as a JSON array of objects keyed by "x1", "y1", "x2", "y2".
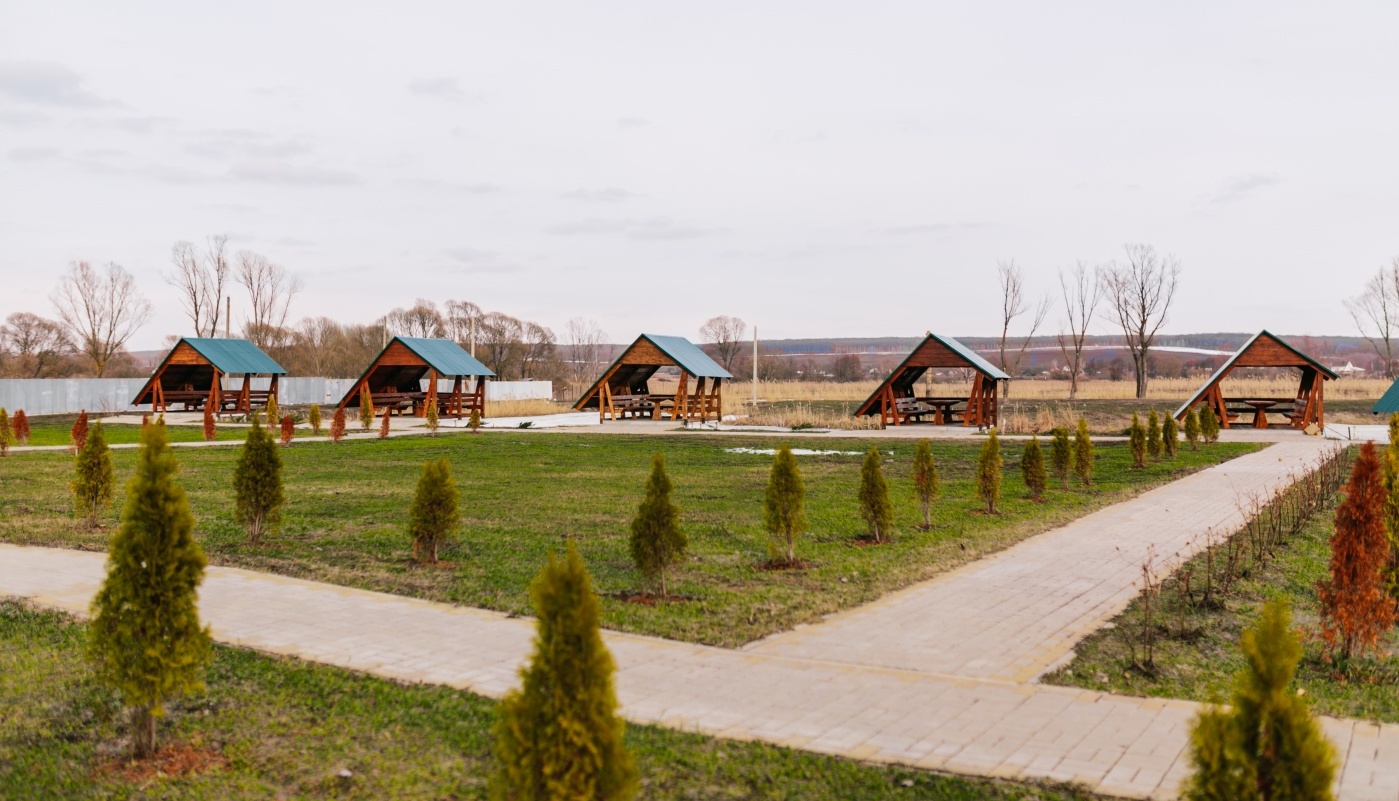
[
  {"x1": 855, "y1": 334, "x2": 1008, "y2": 417},
  {"x1": 339, "y1": 337, "x2": 493, "y2": 408},
  {"x1": 132, "y1": 337, "x2": 284, "y2": 406},
  {"x1": 1173, "y1": 331, "x2": 1336, "y2": 420},
  {"x1": 574, "y1": 334, "x2": 731, "y2": 410}
]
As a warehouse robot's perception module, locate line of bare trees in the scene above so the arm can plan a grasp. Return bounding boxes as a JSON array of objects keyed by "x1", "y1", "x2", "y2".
[
  {"x1": 1345, "y1": 257, "x2": 1399, "y2": 379},
  {"x1": 996, "y1": 244, "x2": 1181, "y2": 399}
]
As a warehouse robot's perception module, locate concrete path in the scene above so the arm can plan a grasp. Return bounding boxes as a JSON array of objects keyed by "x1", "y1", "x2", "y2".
[
  {"x1": 4, "y1": 434, "x2": 1397, "y2": 800},
  {"x1": 747, "y1": 438, "x2": 1338, "y2": 682}
]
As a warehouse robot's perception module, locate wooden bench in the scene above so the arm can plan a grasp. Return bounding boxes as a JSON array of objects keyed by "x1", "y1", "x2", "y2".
[
  {"x1": 161, "y1": 390, "x2": 208, "y2": 410},
  {"x1": 610, "y1": 394, "x2": 655, "y2": 419},
  {"x1": 894, "y1": 397, "x2": 937, "y2": 423},
  {"x1": 1281, "y1": 397, "x2": 1309, "y2": 424},
  {"x1": 370, "y1": 392, "x2": 423, "y2": 416}
]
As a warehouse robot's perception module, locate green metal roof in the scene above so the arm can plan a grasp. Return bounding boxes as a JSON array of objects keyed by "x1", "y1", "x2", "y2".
[
  {"x1": 182, "y1": 338, "x2": 286, "y2": 374},
  {"x1": 642, "y1": 334, "x2": 733, "y2": 379},
  {"x1": 1373, "y1": 380, "x2": 1399, "y2": 415},
  {"x1": 854, "y1": 333, "x2": 1008, "y2": 417},
  {"x1": 395, "y1": 337, "x2": 495, "y2": 377},
  {"x1": 1173, "y1": 330, "x2": 1337, "y2": 420}
]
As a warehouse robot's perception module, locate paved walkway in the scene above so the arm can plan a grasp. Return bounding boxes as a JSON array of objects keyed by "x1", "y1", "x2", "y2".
[
  {"x1": 747, "y1": 438, "x2": 1338, "y2": 682},
  {"x1": 4, "y1": 435, "x2": 1398, "y2": 800}
]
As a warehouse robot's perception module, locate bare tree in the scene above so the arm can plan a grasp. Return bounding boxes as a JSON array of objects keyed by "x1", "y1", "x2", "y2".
[
  {"x1": 1055, "y1": 262, "x2": 1106, "y2": 399},
  {"x1": 478, "y1": 311, "x2": 525, "y2": 379},
  {"x1": 1345, "y1": 258, "x2": 1399, "y2": 379},
  {"x1": 443, "y1": 299, "x2": 483, "y2": 348},
  {"x1": 699, "y1": 315, "x2": 748, "y2": 371},
  {"x1": 995, "y1": 261, "x2": 1050, "y2": 395},
  {"x1": 1104, "y1": 244, "x2": 1181, "y2": 398},
  {"x1": 51, "y1": 261, "x2": 153, "y2": 377},
  {"x1": 564, "y1": 317, "x2": 608, "y2": 389},
  {"x1": 236, "y1": 251, "x2": 303, "y2": 349},
  {"x1": 382, "y1": 299, "x2": 446, "y2": 339},
  {"x1": 521, "y1": 321, "x2": 557, "y2": 379},
  {"x1": 0, "y1": 312, "x2": 74, "y2": 377},
  {"x1": 165, "y1": 235, "x2": 231, "y2": 337}
]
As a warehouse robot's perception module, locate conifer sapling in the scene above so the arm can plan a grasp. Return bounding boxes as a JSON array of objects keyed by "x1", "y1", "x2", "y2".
[
  {"x1": 1021, "y1": 435, "x2": 1048, "y2": 500},
  {"x1": 88, "y1": 422, "x2": 212, "y2": 758},
  {"x1": 379, "y1": 406, "x2": 391, "y2": 439},
  {"x1": 264, "y1": 394, "x2": 279, "y2": 431},
  {"x1": 1162, "y1": 413, "x2": 1179, "y2": 459},
  {"x1": 1050, "y1": 427, "x2": 1071, "y2": 488},
  {"x1": 1383, "y1": 413, "x2": 1399, "y2": 601},
  {"x1": 1200, "y1": 404, "x2": 1220, "y2": 444},
  {"x1": 630, "y1": 453, "x2": 685, "y2": 596},
  {"x1": 12, "y1": 409, "x2": 29, "y2": 445},
  {"x1": 1073, "y1": 418, "x2": 1094, "y2": 486},
  {"x1": 0, "y1": 408, "x2": 10, "y2": 457},
  {"x1": 71, "y1": 409, "x2": 89, "y2": 454},
  {"x1": 72, "y1": 422, "x2": 115, "y2": 527},
  {"x1": 232, "y1": 416, "x2": 285, "y2": 545},
  {"x1": 408, "y1": 458, "x2": 459, "y2": 563},
  {"x1": 1128, "y1": 412, "x2": 1146, "y2": 468},
  {"x1": 308, "y1": 403, "x2": 322, "y2": 435},
  {"x1": 764, "y1": 444, "x2": 806, "y2": 566},
  {"x1": 859, "y1": 447, "x2": 893, "y2": 543},
  {"x1": 977, "y1": 429, "x2": 1003, "y2": 514},
  {"x1": 330, "y1": 406, "x2": 346, "y2": 443},
  {"x1": 469, "y1": 407, "x2": 482, "y2": 433},
  {"x1": 490, "y1": 543, "x2": 638, "y2": 801},
  {"x1": 202, "y1": 403, "x2": 216, "y2": 441},
  {"x1": 425, "y1": 401, "x2": 440, "y2": 437},
  {"x1": 280, "y1": 414, "x2": 294, "y2": 447},
  {"x1": 1146, "y1": 410, "x2": 1162, "y2": 460},
  {"x1": 1182, "y1": 600, "x2": 1336, "y2": 801},
  {"x1": 359, "y1": 390, "x2": 375, "y2": 430},
  {"x1": 1184, "y1": 407, "x2": 1201, "y2": 450},
  {"x1": 1318, "y1": 442, "x2": 1397, "y2": 660},
  {"x1": 911, "y1": 438, "x2": 939, "y2": 530}
]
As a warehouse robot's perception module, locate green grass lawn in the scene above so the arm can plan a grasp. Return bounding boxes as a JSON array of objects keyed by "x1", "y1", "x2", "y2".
[
  {"x1": 0, "y1": 430, "x2": 1256, "y2": 646},
  {"x1": 0, "y1": 601, "x2": 1105, "y2": 801},
  {"x1": 1043, "y1": 492, "x2": 1399, "y2": 723},
  {"x1": 21, "y1": 418, "x2": 248, "y2": 447}
]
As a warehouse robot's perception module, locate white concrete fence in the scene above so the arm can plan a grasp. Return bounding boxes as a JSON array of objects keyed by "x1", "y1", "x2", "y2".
[{"x1": 0, "y1": 378, "x2": 552, "y2": 416}]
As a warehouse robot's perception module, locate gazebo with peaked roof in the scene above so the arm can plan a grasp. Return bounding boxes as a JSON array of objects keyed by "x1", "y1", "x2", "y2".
[
  {"x1": 1174, "y1": 330, "x2": 1337, "y2": 430},
  {"x1": 574, "y1": 334, "x2": 732, "y2": 423},
  {"x1": 132, "y1": 337, "x2": 286, "y2": 415},
  {"x1": 338, "y1": 336, "x2": 495, "y2": 419},
  {"x1": 854, "y1": 333, "x2": 1009, "y2": 429}
]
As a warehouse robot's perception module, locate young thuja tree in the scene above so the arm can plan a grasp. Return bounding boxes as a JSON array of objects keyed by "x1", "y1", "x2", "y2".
[
  {"x1": 72, "y1": 422, "x2": 115, "y2": 527},
  {"x1": 1146, "y1": 410, "x2": 1163, "y2": 461},
  {"x1": 1383, "y1": 413, "x2": 1399, "y2": 601},
  {"x1": 264, "y1": 394, "x2": 279, "y2": 431},
  {"x1": 1073, "y1": 418, "x2": 1094, "y2": 486},
  {"x1": 858, "y1": 447, "x2": 893, "y2": 543},
  {"x1": 1200, "y1": 404, "x2": 1221, "y2": 444},
  {"x1": 629, "y1": 453, "x2": 685, "y2": 597},
  {"x1": 233, "y1": 417, "x2": 284, "y2": 545},
  {"x1": 71, "y1": 409, "x2": 89, "y2": 454},
  {"x1": 0, "y1": 408, "x2": 10, "y2": 457},
  {"x1": 88, "y1": 422, "x2": 212, "y2": 758},
  {"x1": 359, "y1": 390, "x2": 375, "y2": 430},
  {"x1": 1128, "y1": 412, "x2": 1147, "y2": 468},
  {"x1": 425, "y1": 402, "x2": 440, "y2": 437},
  {"x1": 1182, "y1": 599, "x2": 1336, "y2": 801},
  {"x1": 308, "y1": 403, "x2": 322, "y2": 436},
  {"x1": 1021, "y1": 435, "x2": 1047, "y2": 500},
  {"x1": 12, "y1": 409, "x2": 29, "y2": 445},
  {"x1": 911, "y1": 438, "x2": 939, "y2": 530},
  {"x1": 379, "y1": 407, "x2": 391, "y2": 439},
  {"x1": 469, "y1": 407, "x2": 483, "y2": 433},
  {"x1": 279, "y1": 415, "x2": 294, "y2": 447},
  {"x1": 491, "y1": 543, "x2": 638, "y2": 801},
  {"x1": 1162, "y1": 413, "x2": 1179, "y2": 459},
  {"x1": 330, "y1": 406, "x2": 346, "y2": 443},
  {"x1": 408, "y1": 458, "x2": 460, "y2": 563},
  {"x1": 764, "y1": 444, "x2": 806, "y2": 566},
  {"x1": 1050, "y1": 426, "x2": 1072, "y2": 488},
  {"x1": 1184, "y1": 407, "x2": 1202, "y2": 450},
  {"x1": 202, "y1": 403, "x2": 216, "y2": 441},
  {"x1": 977, "y1": 429, "x2": 1002, "y2": 514},
  {"x1": 1318, "y1": 442, "x2": 1397, "y2": 661}
]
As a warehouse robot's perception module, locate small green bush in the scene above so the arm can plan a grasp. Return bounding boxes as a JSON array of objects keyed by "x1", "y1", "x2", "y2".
[
  {"x1": 359, "y1": 390, "x2": 375, "y2": 430},
  {"x1": 308, "y1": 404, "x2": 322, "y2": 435},
  {"x1": 1050, "y1": 427, "x2": 1071, "y2": 488},
  {"x1": 0, "y1": 408, "x2": 10, "y2": 457},
  {"x1": 1201, "y1": 405, "x2": 1220, "y2": 444},
  {"x1": 977, "y1": 429, "x2": 1002, "y2": 514},
  {"x1": 264, "y1": 394, "x2": 279, "y2": 430},
  {"x1": 425, "y1": 402, "x2": 440, "y2": 437},
  {"x1": 911, "y1": 438, "x2": 938, "y2": 530},
  {"x1": 1073, "y1": 418, "x2": 1094, "y2": 486},
  {"x1": 72, "y1": 422, "x2": 115, "y2": 526},
  {"x1": 408, "y1": 458, "x2": 460, "y2": 564},
  {"x1": 764, "y1": 445, "x2": 806, "y2": 565},
  {"x1": 1021, "y1": 435, "x2": 1047, "y2": 500},
  {"x1": 1146, "y1": 410, "x2": 1162, "y2": 460},
  {"x1": 1162, "y1": 413, "x2": 1179, "y2": 459},
  {"x1": 858, "y1": 447, "x2": 893, "y2": 543},
  {"x1": 1128, "y1": 412, "x2": 1146, "y2": 468},
  {"x1": 629, "y1": 453, "x2": 686, "y2": 596},
  {"x1": 233, "y1": 417, "x2": 284, "y2": 545},
  {"x1": 1184, "y1": 407, "x2": 1201, "y2": 450}
]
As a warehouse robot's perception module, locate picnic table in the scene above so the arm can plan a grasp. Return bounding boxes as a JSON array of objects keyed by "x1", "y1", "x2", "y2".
[
  {"x1": 1242, "y1": 399, "x2": 1277, "y2": 429},
  {"x1": 918, "y1": 396, "x2": 966, "y2": 425}
]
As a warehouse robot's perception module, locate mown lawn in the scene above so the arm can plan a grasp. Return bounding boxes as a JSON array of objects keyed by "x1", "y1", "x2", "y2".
[
  {"x1": 0, "y1": 602, "x2": 1105, "y2": 801},
  {"x1": 21, "y1": 419, "x2": 248, "y2": 447},
  {"x1": 1043, "y1": 489, "x2": 1399, "y2": 723},
  {"x1": 0, "y1": 429, "x2": 1256, "y2": 646}
]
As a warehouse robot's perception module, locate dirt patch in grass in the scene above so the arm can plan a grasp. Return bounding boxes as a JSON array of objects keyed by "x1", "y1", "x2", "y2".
[{"x1": 94, "y1": 743, "x2": 229, "y2": 783}]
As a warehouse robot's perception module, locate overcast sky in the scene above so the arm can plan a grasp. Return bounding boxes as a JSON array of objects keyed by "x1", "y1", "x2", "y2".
[{"x1": 3, "y1": 3, "x2": 1397, "y2": 350}]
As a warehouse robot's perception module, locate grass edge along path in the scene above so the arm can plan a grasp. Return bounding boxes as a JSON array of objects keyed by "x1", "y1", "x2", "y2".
[
  {"x1": 0, "y1": 600, "x2": 1107, "y2": 801},
  {"x1": 1044, "y1": 446, "x2": 1399, "y2": 725}
]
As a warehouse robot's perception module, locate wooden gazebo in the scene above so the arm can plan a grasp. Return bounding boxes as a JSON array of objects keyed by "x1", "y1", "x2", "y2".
[
  {"x1": 854, "y1": 333, "x2": 1009, "y2": 429},
  {"x1": 132, "y1": 337, "x2": 286, "y2": 415},
  {"x1": 574, "y1": 334, "x2": 732, "y2": 423},
  {"x1": 1174, "y1": 331, "x2": 1336, "y2": 430},
  {"x1": 338, "y1": 337, "x2": 494, "y2": 418}
]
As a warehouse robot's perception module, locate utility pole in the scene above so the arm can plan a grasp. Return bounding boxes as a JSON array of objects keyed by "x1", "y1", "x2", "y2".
[
  {"x1": 752, "y1": 327, "x2": 758, "y2": 408},
  {"x1": 225, "y1": 297, "x2": 231, "y2": 338},
  {"x1": 470, "y1": 317, "x2": 476, "y2": 358}
]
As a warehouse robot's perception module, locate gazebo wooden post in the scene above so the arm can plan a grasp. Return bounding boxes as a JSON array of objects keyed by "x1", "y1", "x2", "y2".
[
  {"x1": 598, "y1": 381, "x2": 612, "y2": 422},
  {"x1": 692, "y1": 376, "x2": 707, "y2": 423},
  {"x1": 674, "y1": 373, "x2": 690, "y2": 422},
  {"x1": 964, "y1": 373, "x2": 985, "y2": 428},
  {"x1": 239, "y1": 375, "x2": 251, "y2": 414},
  {"x1": 475, "y1": 376, "x2": 487, "y2": 419},
  {"x1": 269, "y1": 375, "x2": 279, "y2": 409},
  {"x1": 210, "y1": 367, "x2": 221, "y2": 415},
  {"x1": 1315, "y1": 371, "x2": 1325, "y2": 429},
  {"x1": 425, "y1": 368, "x2": 438, "y2": 418},
  {"x1": 706, "y1": 377, "x2": 722, "y2": 422}
]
